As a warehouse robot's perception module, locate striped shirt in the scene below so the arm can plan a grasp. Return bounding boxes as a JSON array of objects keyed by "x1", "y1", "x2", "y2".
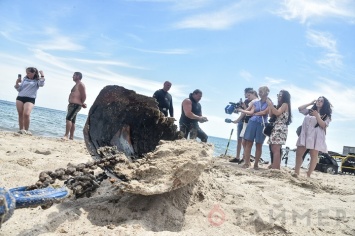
[{"x1": 15, "y1": 77, "x2": 45, "y2": 98}]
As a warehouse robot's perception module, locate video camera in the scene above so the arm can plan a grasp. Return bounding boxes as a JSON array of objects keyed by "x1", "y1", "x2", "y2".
[{"x1": 225, "y1": 98, "x2": 243, "y2": 114}]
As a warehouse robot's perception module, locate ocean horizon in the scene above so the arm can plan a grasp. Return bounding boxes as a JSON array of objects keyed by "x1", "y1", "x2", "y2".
[{"x1": 0, "y1": 99, "x2": 305, "y2": 167}]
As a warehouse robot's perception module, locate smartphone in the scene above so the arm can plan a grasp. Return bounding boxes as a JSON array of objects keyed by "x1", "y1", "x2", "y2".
[{"x1": 18, "y1": 74, "x2": 21, "y2": 80}]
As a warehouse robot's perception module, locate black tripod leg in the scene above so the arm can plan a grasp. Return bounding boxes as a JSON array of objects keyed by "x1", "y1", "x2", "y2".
[{"x1": 302, "y1": 149, "x2": 310, "y2": 161}]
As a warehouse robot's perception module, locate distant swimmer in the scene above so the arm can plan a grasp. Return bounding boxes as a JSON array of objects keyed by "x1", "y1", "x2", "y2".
[
  {"x1": 153, "y1": 81, "x2": 174, "y2": 117},
  {"x1": 63, "y1": 72, "x2": 87, "y2": 140}
]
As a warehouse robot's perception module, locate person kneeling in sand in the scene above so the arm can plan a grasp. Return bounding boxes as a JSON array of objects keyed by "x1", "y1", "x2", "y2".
[
  {"x1": 179, "y1": 89, "x2": 208, "y2": 142},
  {"x1": 63, "y1": 72, "x2": 87, "y2": 140}
]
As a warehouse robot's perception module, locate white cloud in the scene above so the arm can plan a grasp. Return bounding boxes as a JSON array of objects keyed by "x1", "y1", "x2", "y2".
[
  {"x1": 265, "y1": 76, "x2": 285, "y2": 85},
  {"x1": 306, "y1": 30, "x2": 343, "y2": 69},
  {"x1": 239, "y1": 70, "x2": 253, "y2": 81},
  {"x1": 307, "y1": 30, "x2": 337, "y2": 52},
  {"x1": 31, "y1": 49, "x2": 77, "y2": 72},
  {"x1": 35, "y1": 36, "x2": 84, "y2": 51},
  {"x1": 125, "y1": 0, "x2": 212, "y2": 10},
  {"x1": 317, "y1": 53, "x2": 343, "y2": 69},
  {"x1": 125, "y1": 33, "x2": 144, "y2": 43},
  {"x1": 69, "y1": 58, "x2": 148, "y2": 70},
  {"x1": 1, "y1": 26, "x2": 84, "y2": 51},
  {"x1": 276, "y1": 0, "x2": 355, "y2": 24},
  {"x1": 130, "y1": 47, "x2": 192, "y2": 55},
  {"x1": 170, "y1": 0, "x2": 212, "y2": 11},
  {"x1": 173, "y1": 1, "x2": 258, "y2": 30}
]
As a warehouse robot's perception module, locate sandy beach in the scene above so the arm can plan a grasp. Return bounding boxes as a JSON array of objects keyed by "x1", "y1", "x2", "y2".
[{"x1": 0, "y1": 130, "x2": 354, "y2": 236}]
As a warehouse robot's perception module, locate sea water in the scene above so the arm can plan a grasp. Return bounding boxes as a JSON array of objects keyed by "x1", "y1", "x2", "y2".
[{"x1": 0, "y1": 99, "x2": 304, "y2": 168}]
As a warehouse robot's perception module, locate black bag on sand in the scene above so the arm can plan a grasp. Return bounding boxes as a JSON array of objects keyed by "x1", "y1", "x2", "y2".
[{"x1": 263, "y1": 123, "x2": 274, "y2": 137}]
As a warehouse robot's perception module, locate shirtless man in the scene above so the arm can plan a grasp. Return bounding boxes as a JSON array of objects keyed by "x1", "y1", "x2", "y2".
[{"x1": 63, "y1": 72, "x2": 87, "y2": 140}]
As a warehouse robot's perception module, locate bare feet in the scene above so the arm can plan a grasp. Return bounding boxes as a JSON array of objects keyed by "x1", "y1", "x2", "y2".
[
  {"x1": 18, "y1": 130, "x2": 27, "y2": 134},
  {"x1": 242, "y1": 163, "x2": 250, "y2": 169},
  {"x1": 62, "y1": 136, "x2": 69, "y2": 140},
  {"x1": 253, "y1": 165, "x2": 259, "y2": 170},
  {"x1": 268, "y1": 164, "x2": 272, "y2": 169},
  {"x1": 291, "y1": 172, "x2": 299, "y2": 178}
]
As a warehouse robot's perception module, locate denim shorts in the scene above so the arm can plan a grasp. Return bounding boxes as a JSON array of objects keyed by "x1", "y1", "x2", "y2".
[
  {"x1": 237, "y1": 120, "x2": 243, "y2": 139},
  {"x1": 243, "y1": 120, "x2": 266, "y2": 144}
]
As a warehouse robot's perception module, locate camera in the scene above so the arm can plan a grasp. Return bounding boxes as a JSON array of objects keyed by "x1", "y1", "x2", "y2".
[{"x1": 225, "y1": 98, "x2": 243, "y2": 114}]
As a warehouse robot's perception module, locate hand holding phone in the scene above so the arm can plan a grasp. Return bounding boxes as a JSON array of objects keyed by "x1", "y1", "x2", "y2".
[{"x1": 17, "y1": 74, "x2": 22, "y2": 83}]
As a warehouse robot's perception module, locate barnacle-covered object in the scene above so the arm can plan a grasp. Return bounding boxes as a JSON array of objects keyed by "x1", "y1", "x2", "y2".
[
  {"x1": 83, "y1": 85, "x2": 213, "y2": 195},
  {"x1": 84, "y1": 85, "x2": 181, "y2": 159}
]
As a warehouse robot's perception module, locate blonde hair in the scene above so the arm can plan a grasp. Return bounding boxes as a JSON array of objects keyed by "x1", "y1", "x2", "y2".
[{"x1": 258, "y1": 86, "x2": 270, "y2": 95}]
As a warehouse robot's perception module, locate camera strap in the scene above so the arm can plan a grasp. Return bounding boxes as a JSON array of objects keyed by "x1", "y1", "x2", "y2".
[{"x1": 259, "y1": 101, "x2": 268, "y2": 127}]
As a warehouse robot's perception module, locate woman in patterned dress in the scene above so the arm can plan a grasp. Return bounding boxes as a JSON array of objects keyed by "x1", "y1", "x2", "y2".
[
  {"x1": 266, "y1": 90, "x2": 292, "y2": 169},
  {"x1": 294, "y1": 97, "x2": 332, "y2": 177}
]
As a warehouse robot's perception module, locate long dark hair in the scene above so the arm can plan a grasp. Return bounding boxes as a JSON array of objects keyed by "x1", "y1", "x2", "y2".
[
  {"x1": 277, "y1": 90, "x2": 292, "y2": 125},
  {"x1": 311, "y1": 96, "x2": 332, "y2": 119},
  {"x1": 26, "y1": 67, "x2": 39, "y2": 80}
]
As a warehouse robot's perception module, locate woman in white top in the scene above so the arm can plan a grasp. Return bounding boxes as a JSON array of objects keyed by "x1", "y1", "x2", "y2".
[{"x1": 14, "y1": 67, "x2": 45, "y2": 135}]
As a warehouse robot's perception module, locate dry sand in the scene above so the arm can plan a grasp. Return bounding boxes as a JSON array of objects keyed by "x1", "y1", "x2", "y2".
[{"x1": 0, "y1": 130, "x2": 354, "y2": 236}]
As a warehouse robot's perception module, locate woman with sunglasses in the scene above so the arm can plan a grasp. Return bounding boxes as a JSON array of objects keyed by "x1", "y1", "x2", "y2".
[
  {"x1": 266, "y1": 90, "x2": 292, "y2": 169},
  {"x1": 14, "y1": 67, "x2": 45, "y2": 135},
  {"x1": 294, "y1": 97, "x2": 332, "y2": 177}
]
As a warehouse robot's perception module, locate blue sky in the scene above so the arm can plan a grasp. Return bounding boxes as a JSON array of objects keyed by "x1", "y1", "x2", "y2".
[{"x1": 1, "y1": 0, "x2": 355, "y2": 153}]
